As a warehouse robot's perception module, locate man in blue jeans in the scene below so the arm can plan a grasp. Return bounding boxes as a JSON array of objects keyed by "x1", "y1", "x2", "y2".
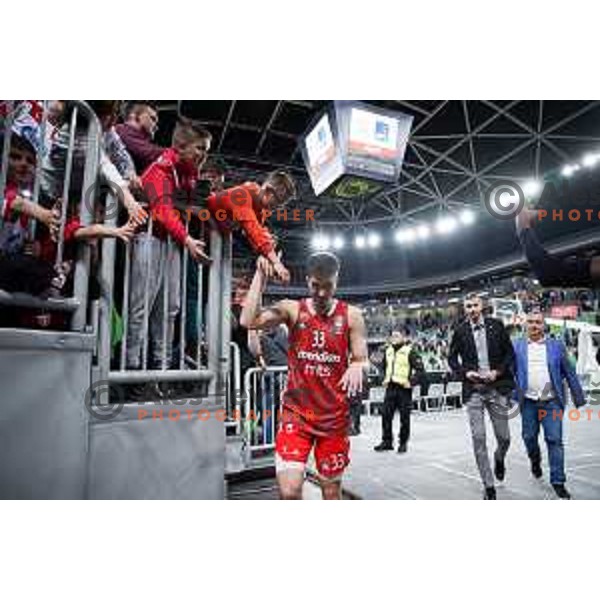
[{"x1": 513, "y1": 308, "x2": 586, "y2": 499}]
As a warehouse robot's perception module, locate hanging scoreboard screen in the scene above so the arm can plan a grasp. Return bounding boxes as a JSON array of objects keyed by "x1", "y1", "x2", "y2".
[
  {"x1": 300, "y1": 101, "x2": 413, "y2": 198},
  {"x1": 304, "y1": 112, "x2": 344, "y2": 196}
]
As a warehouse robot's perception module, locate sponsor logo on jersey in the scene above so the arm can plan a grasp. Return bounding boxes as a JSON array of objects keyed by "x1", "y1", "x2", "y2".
[{"x1": 296, "y1": 349, "x2": 342, "y2": 363}]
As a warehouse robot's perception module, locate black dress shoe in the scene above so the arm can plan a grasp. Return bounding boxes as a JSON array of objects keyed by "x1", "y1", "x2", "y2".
[
  {"x1": 552, "y1": 484, "x2": 571, "y2": 499},
  {"x1": 484, "y1": 487, "x2": 497, "y2": 500},
  {"x1": 531, "y1": 459, "x2": 543, "y2": 479},
  {"x1": 494, "y1": 458, "x2": 505, "y2": 482},
  {"x1": 397, "y1": 443, "x2": 408, "y2": 453},
  {"x1": 374, "y1": 442, "x2": 394, "y2": 452}
]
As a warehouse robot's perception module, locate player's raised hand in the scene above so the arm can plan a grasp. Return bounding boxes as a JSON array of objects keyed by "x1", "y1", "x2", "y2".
[
  {"x1": 273, "y1": 261, "x2": 290, "y2": 285},
  {"x1": 339, "y1": 364, "x2": 364, "y2": 396},
  {"x1": 257, "y1": 255, "x2": 274, "y2": 280}
]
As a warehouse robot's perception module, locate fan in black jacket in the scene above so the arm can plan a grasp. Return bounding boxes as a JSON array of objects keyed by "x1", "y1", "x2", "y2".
[{"x1": 516, "y1": 208, "x2": 600, "y2": 287}]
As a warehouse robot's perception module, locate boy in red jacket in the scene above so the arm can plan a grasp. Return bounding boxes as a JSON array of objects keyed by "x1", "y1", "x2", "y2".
[
  {"x1": 126, "y1": 119, "x2": 211, "y2": 371},
  {"x1": 207, "y1": 170, "x2": 296, "y2": 283}
]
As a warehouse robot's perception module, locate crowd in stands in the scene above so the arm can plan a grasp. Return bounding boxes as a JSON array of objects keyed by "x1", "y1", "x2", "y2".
[{"x1": 360, "y1": 286, "x2": 600, "y2": 377}]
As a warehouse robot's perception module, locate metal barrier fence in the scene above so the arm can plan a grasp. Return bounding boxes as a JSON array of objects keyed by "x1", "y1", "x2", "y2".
[
  {"x1": 0, "y1": 100, "x2": 102, "y2": 328},
  {"x1": 1, "y1": 100, "x2": 232, "y2": 407},
  {"x1": 242, "y1": 366, "x2": 288, "y2": 461},
  {"x1": 95, "y1": 211, "x2": 231, "y2": 403}
]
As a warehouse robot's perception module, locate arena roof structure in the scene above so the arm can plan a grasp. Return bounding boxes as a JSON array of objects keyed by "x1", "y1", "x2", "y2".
[{"x1": 154, "y1": 101, "x2": 600, "y2": 223}]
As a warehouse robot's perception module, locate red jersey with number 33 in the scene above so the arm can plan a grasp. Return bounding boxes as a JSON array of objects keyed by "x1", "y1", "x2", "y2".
[{"x1": 282, "y1": 298, "x2": 351, "y2": 437}]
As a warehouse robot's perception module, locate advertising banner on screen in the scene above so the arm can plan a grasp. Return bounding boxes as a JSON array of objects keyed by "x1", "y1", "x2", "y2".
[{"x1": 348, "y1": 108, "x2": 400, "y2": 161}]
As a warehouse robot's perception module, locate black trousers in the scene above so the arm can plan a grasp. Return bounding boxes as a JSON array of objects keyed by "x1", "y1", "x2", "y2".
[
  {"x1": 349, "y1": 398, "x2": 362, "y2": 434},
  {"x1": 381, "y1": 383, "x2": 412, "y2": 445}
]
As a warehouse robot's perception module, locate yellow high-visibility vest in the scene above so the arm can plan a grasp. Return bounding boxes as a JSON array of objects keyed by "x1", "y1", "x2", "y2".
[{"x1": 384, "y1": 344, "x2": 412, "y2": 386}]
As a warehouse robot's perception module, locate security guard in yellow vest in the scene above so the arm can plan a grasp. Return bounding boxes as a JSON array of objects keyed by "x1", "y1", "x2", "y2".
[{"x1": 374, "y1": 329, "x2": 425, "y2": 453}]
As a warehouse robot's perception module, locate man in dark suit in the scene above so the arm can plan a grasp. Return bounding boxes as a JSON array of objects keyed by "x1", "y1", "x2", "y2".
[{"x1": 448, "y1": 294, "x2": 515, "y2": 499}]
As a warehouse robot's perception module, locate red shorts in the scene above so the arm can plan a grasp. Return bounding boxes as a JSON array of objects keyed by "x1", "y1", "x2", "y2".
[{"x1": 275, "y1": 420, "x2": 350, "y2": 480}]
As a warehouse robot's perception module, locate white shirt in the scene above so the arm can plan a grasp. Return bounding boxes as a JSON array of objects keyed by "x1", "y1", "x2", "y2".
[
  {"x1": 526, "y1": 339, "x2": 552, "y2": 400},
  {"x1": 470, "y1": 318, "x2": 490, "y2": 372}
]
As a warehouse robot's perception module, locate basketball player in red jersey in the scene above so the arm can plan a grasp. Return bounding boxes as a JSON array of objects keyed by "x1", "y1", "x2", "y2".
[{"x1": 240, "y1": 252, "x2": 368, "y2": 500}]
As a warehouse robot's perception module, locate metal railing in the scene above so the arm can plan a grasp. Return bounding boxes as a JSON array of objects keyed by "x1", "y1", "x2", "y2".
[
  {"x1": 242, "y1": 366, "x2": 288, "y2": 462},
  {"x1": 94, "y1": 211, "x2": 231, "y2": 403}
]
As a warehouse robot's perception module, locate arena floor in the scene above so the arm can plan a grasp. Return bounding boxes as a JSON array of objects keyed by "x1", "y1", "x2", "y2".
[{"x1": 344, "y1": 409, "x2": 600, "y2": 500}]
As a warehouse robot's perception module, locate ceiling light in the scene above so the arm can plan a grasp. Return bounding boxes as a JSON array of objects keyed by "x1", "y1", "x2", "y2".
[
  {"x1": 523, "y1": 180, "x2": 541, "y2": 196},
  {"x1": 417, "y1": 224, "x2": 430, "y2": 239},
  {"x1": 355, "y1": 235, "x2": 366, "y2": 249},
  {"x1": 562, "y1": 164, "x2": 580, "y2": 177},
  {"x1": 436, "y1": 216, "x2": 457, "y2": 234},
  {"x1": 459, "y1": 210, "x2": 475, "y2": 225},
  {"x1": 332, "y1": 236, "x2": 345, "y2": 250},
  {"x1": 367, "y1": 232, "x2": 381, "y2": 248},
  {"x1": 311, "y1": 234, "x2": 330, "y2": 251}
]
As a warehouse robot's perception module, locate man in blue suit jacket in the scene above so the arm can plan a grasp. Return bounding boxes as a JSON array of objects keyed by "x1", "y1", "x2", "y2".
[{"x1": 513, "y1": 308, "x2": 586, "y2": 499}]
